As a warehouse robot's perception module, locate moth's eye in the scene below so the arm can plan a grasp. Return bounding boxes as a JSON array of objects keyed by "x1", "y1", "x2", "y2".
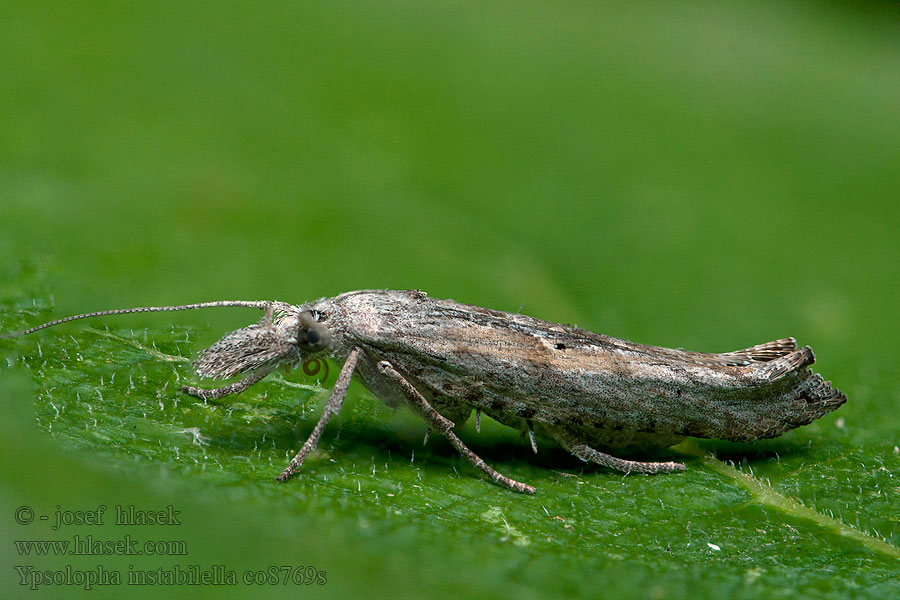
[{"x1": 306, "y1": 328, "x2": 321, "y2": 346}]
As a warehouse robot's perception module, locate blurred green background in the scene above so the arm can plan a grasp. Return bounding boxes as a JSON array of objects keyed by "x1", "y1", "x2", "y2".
[{"x1": 2, "y1": 1, "x2": 899, "y2": 598}]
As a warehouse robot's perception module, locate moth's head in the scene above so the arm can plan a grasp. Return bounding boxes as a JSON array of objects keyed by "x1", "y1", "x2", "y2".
[
  {"x1": 285, "y1": 310, "x2": 332, "y2": 354},
  {"x1": 192, "y1": 309, "x2": 332, "y2": 380}
]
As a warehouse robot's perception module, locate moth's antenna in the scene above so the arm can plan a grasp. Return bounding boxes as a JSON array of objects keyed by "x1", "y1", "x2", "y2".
[{"x1": 0, "y1": 300, "x2": 278, "y2": 339}]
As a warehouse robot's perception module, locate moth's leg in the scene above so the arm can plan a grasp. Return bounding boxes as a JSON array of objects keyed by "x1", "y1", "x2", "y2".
[
  {"x1": 560, "y1": 435, "x2": 685, "y2": 474},
  {"x1": 376, "y1": 360, "x2": 536, "y2": 494},
  {"x1": 277, "y1": 347, "x2": 361, "y2": 482},
  {"x1": 180, "y1": 370, "x2": 269, "y2": 401}
]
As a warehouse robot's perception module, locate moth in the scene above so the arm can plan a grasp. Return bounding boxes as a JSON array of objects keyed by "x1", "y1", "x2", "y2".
[{"x1": 3, "y1": 289, "x2": 846, "y2": 494}]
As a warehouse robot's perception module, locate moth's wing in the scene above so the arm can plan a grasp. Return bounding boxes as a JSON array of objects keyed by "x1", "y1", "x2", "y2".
[
  {"x1": 622, "y1": 337, "x2": 800, "y2": 368},
  {"x1": 757, "y1": 346, "x2": 847, "y2": 425},
  {"x1": 716, "y1": 343, "x2": 844, "y2": 416},
  {"x1": 753, "y1": 345, "x2": 813, "y2": 380},
  {"x1": 596, "y1": 338, "x2": 845, "y2": 439},
  {"x1": 719, "y1": 337, "x2": 798, "y2": 364}
]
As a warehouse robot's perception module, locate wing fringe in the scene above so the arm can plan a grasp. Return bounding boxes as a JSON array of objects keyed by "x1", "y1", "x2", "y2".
[{"x1": 724, "y1": 337, "x2": 798, "y2": 363}]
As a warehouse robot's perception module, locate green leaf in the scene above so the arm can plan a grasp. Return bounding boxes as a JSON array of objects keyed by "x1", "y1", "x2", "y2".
[{"x1": 3, "y1": 288, "x2": 898, "y2": 599}]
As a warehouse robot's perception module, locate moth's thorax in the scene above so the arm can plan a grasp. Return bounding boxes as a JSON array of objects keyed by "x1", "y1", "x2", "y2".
[{"x1": 311, "y1": 290, "x2": 425, "y2": 349}]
